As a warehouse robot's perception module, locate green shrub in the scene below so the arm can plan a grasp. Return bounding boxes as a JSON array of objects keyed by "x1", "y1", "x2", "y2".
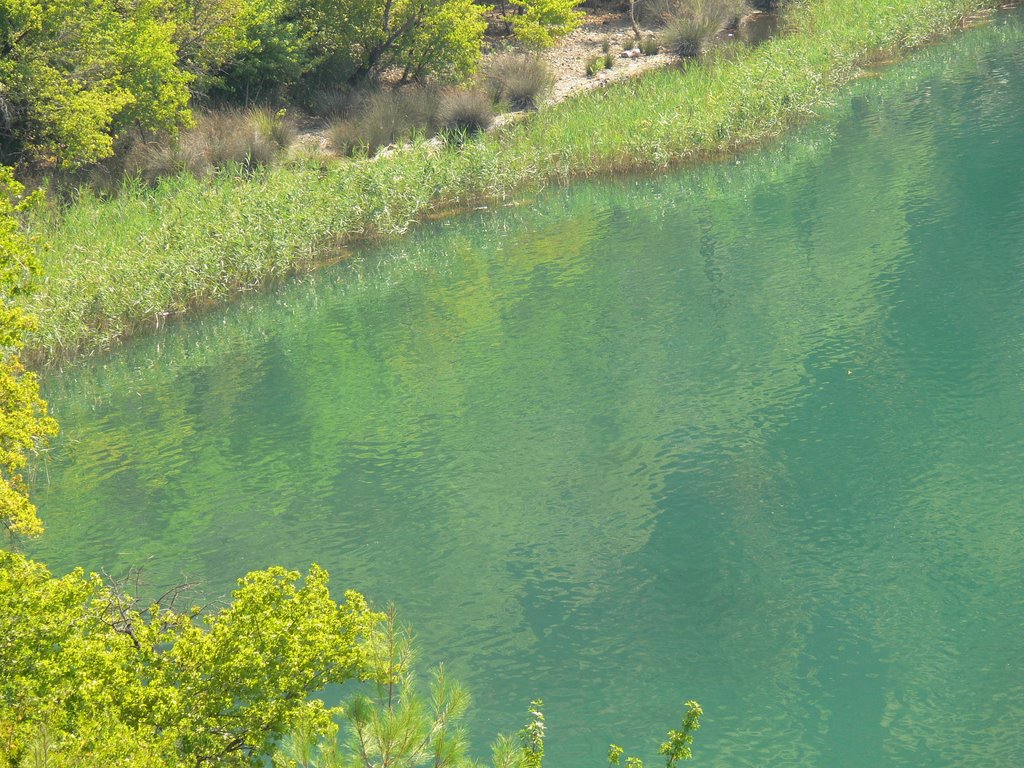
[
  {"x1": 585, "y1": 55, "x2": 604, "y2": 76},
  {"x1": 482, "y1": 54, "x2": 552, "y2": 110},
  {"x1": 436, "y1": 88, "x2": 495, "y2": 135},
  {"x1": 508, "y1": 0, "x2": 586, "y2": 47},
  {"x1": 604, "y1": 52, "x2": 615, "y2": 69}
]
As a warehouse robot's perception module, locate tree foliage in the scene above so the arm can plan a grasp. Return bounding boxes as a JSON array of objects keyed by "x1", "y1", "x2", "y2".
[
  {"x1": 507, "y1": 0, "x2": 585, "y2": 48},
  {"x1": 0, "y1": 0, "x2": 192, "y2": 168},
  {"x1": 0, "y1": 167, "x2": 57, "y2": 538},
  {"x1": 0, "y1": 555, "x2": 382, "y2": 767},
  {"x1": 163, "y1": 0, "x2": 256, "y2": 87},
  {"x1": 216, "y1": 0, "x2": 489, "y2": 96}
]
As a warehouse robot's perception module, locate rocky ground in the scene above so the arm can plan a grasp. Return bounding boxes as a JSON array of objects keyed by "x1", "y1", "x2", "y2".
[
  {"x1": 296, "y1": 7, "x2": 779, "y2": 147},
  {"x1": 508, "y1": 7, "x2": 778, "y2": 107},
  {"x1": 534, "y1": 11, "x2": 672, "y2": 104}
]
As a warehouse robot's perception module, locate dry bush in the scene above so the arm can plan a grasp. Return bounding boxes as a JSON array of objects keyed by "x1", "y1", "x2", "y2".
[
  {"x1": 662, "y1": 16, "x2": 721, "y2": 57},
  {"x1": 305, "y1": 86, "x2": 362, "y2": 119},
  {"x1": 122, "y1": 107, "x2": 296, "y2": 182},
  {"x1": 325, "y1": 87, "x2": 442, "y2": 156},
  {"x1": 326, "y1": 119, "x2": 365, "y2": 156},
  {"x1": 638, "y1": 0, "x2": 746, "y2": 29},
  {"x1": 250, "y1": 107, "x2": 298, "y2": 151},
  {"x1": 643, "y1": 0, "x2": 747, "y2": 57},
  {"x1": 481, "y1": 54, "x2": 552, "y2": 110},
  {"x1": 355, "y1": 91, "x2": 426, "y2": 153},
  {"x1": 639, "y1": 34, "x2": 661, "y2": 55},
  {"x1": 395, "y1": 86, "x2": 442, "y2": 132},
  {"x1": 435, "y1": 88, "x2": 494, "y2": 135},
  {"x1": 197, "y1": 109, "x2": 274, "y2": 169}
]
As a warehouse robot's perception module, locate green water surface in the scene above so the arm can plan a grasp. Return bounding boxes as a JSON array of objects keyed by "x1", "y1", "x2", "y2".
[{"x1": 31, "y1": 11, "x2": 1024, "y2": 766}]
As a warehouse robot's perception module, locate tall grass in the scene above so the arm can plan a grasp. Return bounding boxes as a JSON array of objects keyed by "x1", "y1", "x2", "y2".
[
  {"x1": 25, "y1": 0, "x2": 1002, "y2": 361},
  {"x1": 481, "y1": 55, "x2": 552, "y2": 110},
  {"x1": 124, "y1": 108, "x2": 297, "y2": 182}
]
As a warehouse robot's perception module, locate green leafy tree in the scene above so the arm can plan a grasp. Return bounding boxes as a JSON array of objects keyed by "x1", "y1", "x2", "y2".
[
  {"x1": 303, "y1": 0, "x2": 488, "y2": 85},
  {"x1": 218, "y1": 0, "x2": 488, "y2": 98},
  {"x1": 211, "y1": 0, "x2": 312, "y2": 98},
  {"x1": 0, "y1": 167, "x2": 57, "y2": 539},
  {"x1": 389, "y1": 0, "x2": 490, "y2": 84},
  {"x1": 0, "y1": 0, "x2": 191, "y2": 168},
  {"x1": 518, "y1": 700, "x2": 545, "y2": 768},
  {"x1": 0, "y1": 556, "x2": 382, "y2": 767},
  {"x1": 506, "y1": 0, "x2": 585, "y2": 48},
  {"x1": 659, "y1": 701, "x2": 702, "y2": 766},
  {"x1": 160, "y1": 0, "x2": 255, "y2": 88}
]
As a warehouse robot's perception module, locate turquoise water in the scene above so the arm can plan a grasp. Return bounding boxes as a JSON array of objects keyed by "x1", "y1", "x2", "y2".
[{"x1": 31, "y1": 11, "x2": 1024, "y2": 766}]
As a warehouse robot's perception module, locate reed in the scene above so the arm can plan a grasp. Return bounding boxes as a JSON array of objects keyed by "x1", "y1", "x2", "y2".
[{"x1": 24, "y1": 0, "x2": 1000, "y2": 361}]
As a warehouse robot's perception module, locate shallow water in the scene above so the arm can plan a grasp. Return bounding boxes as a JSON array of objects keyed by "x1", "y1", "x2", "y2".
[{"x1": 31, "y1": 10, "x2": 1024, "y2": 766}]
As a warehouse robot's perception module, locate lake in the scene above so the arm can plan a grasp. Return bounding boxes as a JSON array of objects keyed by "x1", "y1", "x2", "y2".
[{"x1": 31, "y1": 9, "x2": 1024, "y2": 766}]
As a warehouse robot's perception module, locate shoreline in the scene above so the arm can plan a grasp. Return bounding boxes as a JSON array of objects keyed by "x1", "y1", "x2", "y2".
[{"x1": 24, "y1": 0, "x2": 1009, "y2": 365}]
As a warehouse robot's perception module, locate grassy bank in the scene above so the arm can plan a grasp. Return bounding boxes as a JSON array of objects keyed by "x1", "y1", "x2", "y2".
[{"x1": 26, "y1": 0, "x2": 1001, "y2": 361}]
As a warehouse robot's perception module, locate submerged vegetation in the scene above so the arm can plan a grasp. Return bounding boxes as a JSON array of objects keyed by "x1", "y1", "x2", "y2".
[
  {"x1": 21, "y1": 0, "x2": 1005, "y2": 360},
  {"x1": 0, "y1": 165, "x2": 704, "y2": 767}
]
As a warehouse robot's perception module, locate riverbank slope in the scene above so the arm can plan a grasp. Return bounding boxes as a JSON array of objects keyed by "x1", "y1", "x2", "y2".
[{"x1": 26, "y1": 0, "x2": 1004, "y2": 362}]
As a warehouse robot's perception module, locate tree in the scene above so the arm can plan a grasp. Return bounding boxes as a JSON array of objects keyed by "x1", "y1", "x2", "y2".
[
  {"x1": 506, "y1": 0, "x2": 585, "y2": 48},
  {"x1": 387, "y1": 0, "x2": 490, "y2": 84},
  {"x1": 215, "y1": 0, "x2": 489, "y2": 99},
  {"x1": 209, "y1": 0, "x2": 312, "y2": 99},
  {"x1": 162, "y1": 0, "x2": 256, "y2": 89},
  {"x1": 0, "y1": 166, "x2": 57, "y2": 539},
  {"x1": 0, "y1": 0, "x2": 192, "y2": 168},
  {"x1": 0, "y1": 555, "x2": 382, "y2": 767}
]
